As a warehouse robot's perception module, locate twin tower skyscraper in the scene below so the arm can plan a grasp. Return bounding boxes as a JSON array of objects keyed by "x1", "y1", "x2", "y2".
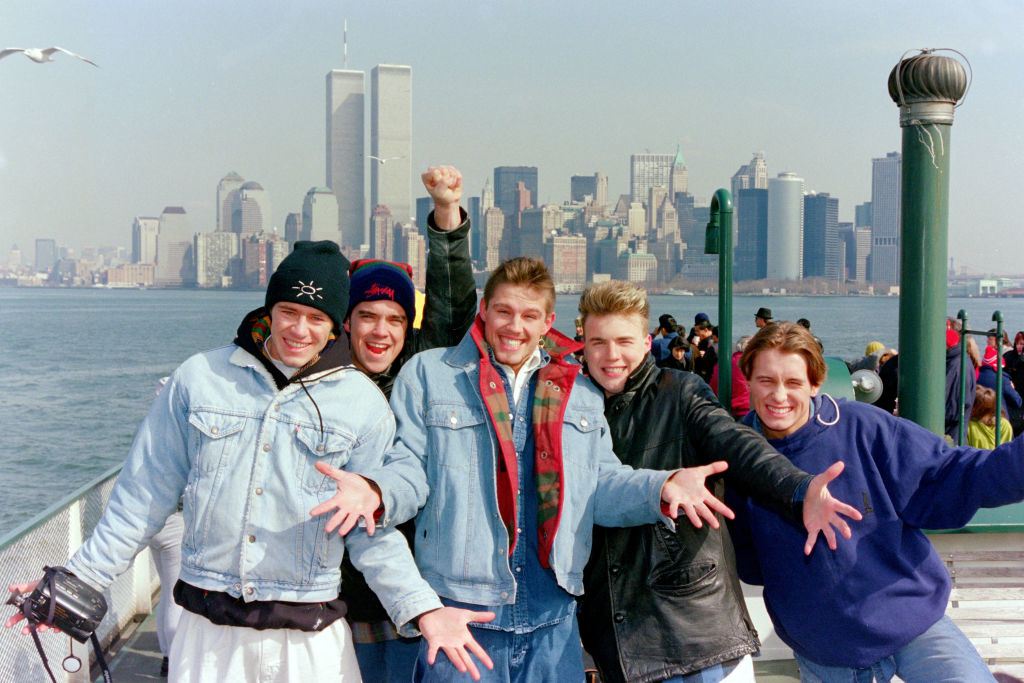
[{"x1": 327, "y1": 65, "x2": 412, "y2": 254}]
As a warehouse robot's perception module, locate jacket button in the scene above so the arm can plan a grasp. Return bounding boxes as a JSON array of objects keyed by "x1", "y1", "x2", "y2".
[
  {"x1": 540, "y1": 451, "x2": 548, "y2": 459},
  {"x1": 255, "y1": 488, "x2": 263, "y2": 495},
  {"x1": 262, "y1": 444, "x2": 271, "y2": 452},
  {"x1": 274, "y1": 404, "x2": 280, "y2": 411},
  {"x1": 316, "y1": 445, "x2": 324, "y2": 452},
  {"x1": 580, "y1": 418, "x2": 588, "y2": 427},
  {"x1": 249, "y1": 535, "x2": 255, "y2": 543},
  {"x1": 246, "y1": 587, "x2": 254, "y2": 596},
  {"x1": 614, "y1": 613, "x2": 625, "y2": 623},
  {"x1": 501, "y1": 592, "x2": 509, "y2": 599},
  {"x1": 211, "y1": 427, "x2": 219, "y2": 435},
  {"x1": 610, "y1": 566, "x2": 620, "y2": 576}
]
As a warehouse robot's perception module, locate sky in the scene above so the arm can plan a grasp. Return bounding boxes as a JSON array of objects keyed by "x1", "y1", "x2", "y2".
[{"x1": 2, "y1": 0, "x2": 1022, "y2": 273}]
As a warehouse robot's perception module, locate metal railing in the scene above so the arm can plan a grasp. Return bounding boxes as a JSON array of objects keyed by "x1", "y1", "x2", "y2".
[
  {"x1": 0, "y1": 465, "x2": 158, "y2": 682},
  {"x1": 956, "y1": 310, "x2": 1008, "y2": 447}
]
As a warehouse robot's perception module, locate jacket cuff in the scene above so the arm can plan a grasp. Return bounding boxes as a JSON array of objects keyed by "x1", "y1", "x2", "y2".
[
  {"x1": 393, "y1": 593, "x2": 445, "y2": 637},
  {"x1": 426, "y1": 207, "x2": 470, "y2": 237}
]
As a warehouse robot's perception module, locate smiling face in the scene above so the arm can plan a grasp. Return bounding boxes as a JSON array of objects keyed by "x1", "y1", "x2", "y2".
[
  {"x1": 749, "y1": 348, "x2": 820, "y2": 439},
  {"x1": 480, "y1": 283, "x2": 555, "y2": 373},
  {"x1": 268, "y1": 301, "x2": 333, "y2": 368},
  {"x1": 583, "y1": 312, "x2": 651, "y2": 396},
  {"x1": 345, "y1": 299, "x2": 408, "y2": 375}
]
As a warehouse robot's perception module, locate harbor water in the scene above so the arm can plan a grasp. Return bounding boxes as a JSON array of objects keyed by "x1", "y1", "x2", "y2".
[{"x1": 3, "y1": 287, "x2": 1023, "y2": 538}]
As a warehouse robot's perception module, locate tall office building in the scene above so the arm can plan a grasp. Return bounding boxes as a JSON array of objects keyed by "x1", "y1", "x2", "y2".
[
  {"x1": 156, "y1": 206, "x2": 194, "y2": 287},
  {"x1": 132, "y1": 217, "x2": 159, "y2": 264},
  {"x1": 494, "y1": 166, "x2": 538, "y2": 229},
  {"x1": 232, "y1": 182, "x2": 271, "y2": 235},
  {"x1": 242, "y1": 233, "x2": 289, "y2": 288},
  {"x1": 731, "y1": 152, "x2": 768, "y2": 194},
  {"x1": 803, "y1": 192, "x2": 841, "y2": 280},
  {"x1": 393, "y1": 224, "x2": 427, "y2": 290},
  {"x1": 766, "y1": 173, "x2": 804, "y2": 281},
  {"x1": 370, "y1": 205, "x2": 394, "y2": 261},
  {"x1": 415, "y1": 196, "x2": 433, "y2": 235},
  {"x1": 520, "y1": 205, "x2": 562, "y2": 258},
  {"x1": 302, "y1": 187, "x2": 340, "y2": 243},
  {"x1": 630, "y1": 154, "x2": 673, "y2": 205},
  {"x1": 284, "y1": 213, "x2": 302, "y2": 245},
  {"x1": 194, "y1": 231, "x2": 240, "y2": 288},
  {"x1": 735, "y1": 188, "x2": 768, "y2": 281},
  {"x1": 571, "y1": 172, "x2": 607, "y2": 207},
  {"x1": 546, "y1": 235, "x2": 587, "y2": 290},
  {"x1": 669, "y1": 145, "x2": 688, "y2": 197},
  {"x1": 855, "y1": 201, "x2": 872, "y2": 228},
  {"x1": 482, "y1": 206, "x2": 505, "y2": 271},
  {"x1": 217, "y1": 172, "x2": 245, "y2": 232},
  {"x1": 34, "y1": 239, "x2": 57, "y2": 272},
  {"x1": 869, "y1": 152, "x2": 901, "y2": 285},
  {"x1": 370, "y1": 65, "x2": 412, "y2": 228},
  {"x1": 326, "y1": 69, "x2": 365, "y2": 252}
]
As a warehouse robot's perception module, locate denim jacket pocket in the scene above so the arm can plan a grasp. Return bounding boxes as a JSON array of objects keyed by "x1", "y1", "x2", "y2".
[
  {"x1": 424, "y1": 405, "x2": 486, "y2": 471},
  {"x1": 295, "y1": 425, "x2": 355, "y2": 494},
  {"x1": 188, "y1": 410, "x2": 246, "y2": 474},
  {"x1": 562, "y1": 409, "x2": 604, "y2": 473}
]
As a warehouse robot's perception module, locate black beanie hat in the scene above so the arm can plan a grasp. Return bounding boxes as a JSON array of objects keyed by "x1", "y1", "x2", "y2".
[{"x1": 265, "y1": 241, "x2": 351, "y2": 331}]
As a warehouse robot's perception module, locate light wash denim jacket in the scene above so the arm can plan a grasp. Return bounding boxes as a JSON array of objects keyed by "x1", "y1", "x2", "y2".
[
  {"x1": 367, "y1": 333, "x2": 674, "y2": 607},
  {"x1": 68, "y1": 344, "x2": 442, "y2": 632}
]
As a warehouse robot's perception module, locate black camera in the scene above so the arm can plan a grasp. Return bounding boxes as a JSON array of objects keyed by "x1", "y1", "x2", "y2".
[{"x1": 6, "y1": 566, "x2": 107, "y2": 642}]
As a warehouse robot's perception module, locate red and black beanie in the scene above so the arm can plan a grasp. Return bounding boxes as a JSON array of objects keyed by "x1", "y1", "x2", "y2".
[{"x1": 346, "y1": 259, "x2": 417, "y2": 324}]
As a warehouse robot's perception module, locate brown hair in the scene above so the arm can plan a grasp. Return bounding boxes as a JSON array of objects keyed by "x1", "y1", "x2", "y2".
[
  {"x1": 740, "y1": 321, "x2": 828, "y2": 386},
  {"x1": 970, "y1": 385, "x2": 1007, "y2": 427},
  {"x1": 576, "y1": 280, "x2": 649, "y2": 328},
  {"x1": 483, "y1": 257, "x2": 555, "y2": 313}
]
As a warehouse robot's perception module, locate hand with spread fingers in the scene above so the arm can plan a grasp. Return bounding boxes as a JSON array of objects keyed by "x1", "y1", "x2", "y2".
[
  {"x1": 309, "y1": 461, "x2": 382, "y2": 536},
  {"x1": 660, "y1": 461, "x2": 735, "y2": 529},
  {"x1": 4, "y1": 581, "x2": 61, "y2": 635},
  {"x1": 417, "y1": 606, "x2": 495, "y2": 681},
  {"x1": 801, "y1": 460, "x2": 863, "y2": 555}
]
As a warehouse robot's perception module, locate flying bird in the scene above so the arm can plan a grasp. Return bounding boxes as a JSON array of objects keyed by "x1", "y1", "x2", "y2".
[
  {"x1": 0, "y1": 47, "x2": 98, "y2": 67},
  {"x1": 368, "y1": 155, "x2": 405, "y2": 165}
]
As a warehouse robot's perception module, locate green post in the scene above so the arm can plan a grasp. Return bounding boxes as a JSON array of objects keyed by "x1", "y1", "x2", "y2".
[
  {"x1": 995, "y1": 311, "x2": 1005, "y2": 444},
  {"x1": 888, "y1": 51, "x2": 967, "y2": 435},
  {"x1": 957, "y1": 310, "x2": 968, "y2": 445},
  {"x1": 705, "y1": 189, "x2": 733, "y2": 413}
]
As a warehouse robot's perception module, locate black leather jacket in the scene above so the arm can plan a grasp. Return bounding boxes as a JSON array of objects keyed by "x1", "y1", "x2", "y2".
[
  {"x1": 340, "y1": 208, "x2": 477, "y2": 624},
  {"x1": 579, "y1": 356, "x2": 811, "y2": 683}
]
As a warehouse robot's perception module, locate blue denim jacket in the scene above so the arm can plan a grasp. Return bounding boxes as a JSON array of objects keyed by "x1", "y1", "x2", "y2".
[
  {"x1": 68, "y1": 344, "x2": 442, "y2": 631},
  {"x1": 368, "y1": 333, "x2": 673, "y2": 607}
]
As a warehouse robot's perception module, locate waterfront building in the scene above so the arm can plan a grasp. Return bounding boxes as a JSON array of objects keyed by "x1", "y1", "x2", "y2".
[
  {"x1": 520, "y1": 204, "x2": 562, "y2": 258},
  {"x1": 618, "y1": 251, "x2": 658, "y2": 286},
  {"x1": 34, "y1": 238, "x2": 57, "y2": 273},
  {"x1": 106, "y1": 263, "x2": 155, "y2": 287},
  {"x1": 494, "y1": 166, "x2": 538, "y2": 234},
  {"x1": 803, "y1": 192, "x2": 841, "y2": 280},
  {"x1": 546, "y1": 234, "x2": 587, "y2": 291},
  {"x1": 766, "y1": 172, "x2": 805, "y2": 281},
  {"x1": 736, "y1": 188, "x2": 768, "y2": 281},
  {"x1": 302, "y1": 187, "x2": 340, "y2": 244},
  {"x1": 370, "y1": 65, "x2": 412, "y2": 230},
  {"x1": 231, "y1": 181, "x2": 271, "y2": 235},
  {"x1": 630, "y1": 153, "x2": 673, "y2": 205},
  {"x1": 869, "y1": 152, "x2": 901, "y2": 285},
  {"x1": 155, "y1": 206, "x2": 194, "y2": 287},
  {"x1": 482, "y1": 206, "x2": 504, "y2": 271},
  {"x1": 194, "y1": 231, "x2": 240, "y2": 288},
  {"x1": 216, "y1": 172, "x2": 245, "y2": 232},
  {"x1": 7, "y1": 244, "x2": 22, "y2": 269},
  {"x1": 370, "y1": 204, "x2": 394, "y2": 261},
  {"x1": 242, "y1": 233, "x2": 288, "y2": 288},
  {"x1": 284, "y1": 213, "x2": 302, "y2": 246},
  {"x1": 839, "y1": 225, "x2": 872, "y2": 282},
  {"x1": 326, "y1": 69, "x2": 365, "y2": 251},
  {"x1": 131, "y1": 217, "x2": 159, "y2": 264}
]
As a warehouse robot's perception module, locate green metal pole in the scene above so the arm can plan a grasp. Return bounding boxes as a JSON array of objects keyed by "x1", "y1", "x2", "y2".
[
  {"x1": 995, "y1": 311, "x2": 1005, "y2": 444},
  {"x1": 889, "y1": 51, "x2": 967, "y2": 435},
  {"x1": 957, "y1": 310, "x2": 968, "y2": 446},
  {"x1": 715, "y1": 189, "x2": 733, "y2": 415}
]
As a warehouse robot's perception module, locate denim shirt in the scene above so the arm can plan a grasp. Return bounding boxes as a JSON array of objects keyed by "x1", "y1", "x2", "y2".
[
  {"x1": 368, "y1": 331, "x2": 674, "y2": 608},
  {"x1": 68, "y1": 344, "x2": 442, "y2": 632}
]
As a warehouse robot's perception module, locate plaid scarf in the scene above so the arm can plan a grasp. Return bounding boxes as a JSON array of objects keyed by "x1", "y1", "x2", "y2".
[{"x1": 469, "y1": 314, "x2": 583, "y2": 568}]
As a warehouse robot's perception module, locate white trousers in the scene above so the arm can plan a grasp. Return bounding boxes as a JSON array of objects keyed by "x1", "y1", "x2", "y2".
[
  {"x1": 169, "y1": 610, "x2": 362, "y2": 682},
  {"x1": 148, "y1": 511, "x2": 185, "y2": 656}
]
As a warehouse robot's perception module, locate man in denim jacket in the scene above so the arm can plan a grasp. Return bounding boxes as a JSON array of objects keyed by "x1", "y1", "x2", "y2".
[
  {"x1": 7, "y1": 241, "x2": 491, "y2": 681},
  {"x1": 319, "y1": 257, "x2": 779, "y2": 681}
]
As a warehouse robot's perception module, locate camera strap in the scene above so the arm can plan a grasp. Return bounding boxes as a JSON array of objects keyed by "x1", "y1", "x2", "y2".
[{"x1": 23, "y1": 568, "x2": 113, "y2": 683}]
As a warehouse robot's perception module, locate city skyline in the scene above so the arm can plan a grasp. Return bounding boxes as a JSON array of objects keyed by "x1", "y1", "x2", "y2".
[{"x1": 1, "y1": 1, "x2": 1022, "y2": 273}]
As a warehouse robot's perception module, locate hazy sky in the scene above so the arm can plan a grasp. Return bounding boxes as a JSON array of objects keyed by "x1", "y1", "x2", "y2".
[{"x1": 2, "y1": 1, "x2": 1022, "y2": 273}]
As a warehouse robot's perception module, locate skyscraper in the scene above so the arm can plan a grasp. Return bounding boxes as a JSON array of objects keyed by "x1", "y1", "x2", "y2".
[
  {"x1": 494, "y1": 166, "x2": 538, "y2": 230},
  {"x1": 217, "y1": 172, "x2": 245, "y2": 232},
  {"x1": 570, "y1": 174, "x2": 598, "y2": 203},
  {"x1": 869, "y1": 152, "x2": 901, "y2": 285},
  {"x1": 326, "y1": 69, "x2": 365, "y2": 252},
  {"x1": 735, "y1": 188, "x2": 768, "y2": 281},
  {"x1": 194, "y1": 231, "x2": 240, "y2": 288},
  {"x1": 34, "y1": 238, "x2": 57, "y2": 272},
  {"x1": 156, "y1": 206, "x2": 193, "y2": 287},
  {"x1": 232, "y1": 182, "x2": 271, "y2": 235},
  {"x1": 766, "y1": 173, "x2": 804, "y2": 281},
  {"x1": 669, "y1": 144, "x2": 688, "y2": 197},
  {"x1": 630, "y1": 153, "x2": 673, "y2": 205},
  {"x1": 803, "y1": 192, "x2": 840, "y2": 280},
  {"x1": 302, "y1": 187, "x2": 340, "y2": 243},
  {"x1": 131, "y1": 217, "x2": 159, "y2": 264},
  {"x1": 370, "y1": 65, "x2": 412, "y2": 229}
]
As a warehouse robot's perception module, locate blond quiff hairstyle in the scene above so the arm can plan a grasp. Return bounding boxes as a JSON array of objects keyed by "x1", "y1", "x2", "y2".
[
  {"x1": 577, "y1": 280, "x2": 650, "y2": 328},
  {"x1": 483, "y1": 257, "x2": 556, "y2": 313}
]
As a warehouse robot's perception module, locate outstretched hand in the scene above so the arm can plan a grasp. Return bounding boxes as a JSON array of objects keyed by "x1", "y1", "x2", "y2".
[
  {"x1": 5, "y1": 581, "x2": 60, "y2": 635},
  {"x1": 418, "y1": 606, "x2": 495, "y2": 681},
  {"x1": 309, "y1": 461, "x2": 382, "y2": 536},
  {"x1": 660, "y1": 461, "x2": 734, "y2": 529},
  {"x1": 421, "y1": 165, "x2": 463, "y2": 230},
  {"x1": 802, "y1": 460, "x2": 862, "y2": 555}
]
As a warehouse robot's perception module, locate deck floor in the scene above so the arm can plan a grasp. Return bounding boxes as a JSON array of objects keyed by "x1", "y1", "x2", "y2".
[{"x1": 105, "y1": 611, "x2": 802, "y2": 682}]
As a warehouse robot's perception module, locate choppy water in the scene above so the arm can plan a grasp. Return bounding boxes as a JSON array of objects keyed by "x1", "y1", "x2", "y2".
[{"x1": 2, "y1": 287, "x2": 1022, "y2": 538}]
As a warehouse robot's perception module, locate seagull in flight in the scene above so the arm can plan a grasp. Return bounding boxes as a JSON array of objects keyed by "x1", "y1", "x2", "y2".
[
  {"x1": 0, "y1": 47, "x2": 98, "y2": 67},
  {"x1": 368, "y1": 155, "x2": 405, "y2": 165}
]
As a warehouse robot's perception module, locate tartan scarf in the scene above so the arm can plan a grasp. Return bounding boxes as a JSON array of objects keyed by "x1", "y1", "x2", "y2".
[{"x1": 469, "y1": 314, "x2": 583, "y2": 568}]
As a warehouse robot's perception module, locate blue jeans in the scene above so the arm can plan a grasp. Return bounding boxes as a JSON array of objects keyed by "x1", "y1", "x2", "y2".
[
  {"x1": 794, "y1": 615, "x2": 995, "y2": 682},
  {"x1": 412, "y1": 616, "x2": 584, "y2": 682},
  {"x1": 354, "y1": 637, "x2": 420, "y2": 683}
]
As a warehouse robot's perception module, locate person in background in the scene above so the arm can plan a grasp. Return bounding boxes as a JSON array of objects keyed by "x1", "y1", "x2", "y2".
[
  {"x1": 650, "y1": 313, "x2": 679, "y2": 363},
  {"x1": 1002, "y1": 331, "x2": 1024, "y2": 435},
  {"x1": 575, "y1": 281, "x2": 859, "y2": 683},
  {"x1": 657, "y1": 334, "x2": 691, "y2": 372},
  {"x1": 967, "y1": 385, "x2": 1013, "y2": 449},
  {"x1": 339, "y1": 165, "x2": 478, "y2": 683},
  {"x1": 694, "y1": 324, "x2": 718, "y2": 384},
  {"x1": 976, "y1": 345, "x2": 1022, "y2": 416},
  {"x1": 754, "y1": 307, "x2": 773, "y2": 329},
  {"x1": 711, "y1": 335, "x2": 753, "y2": 418},
  {"x1": 731, "y1": 320, "x2": 1024, "y2": 682},
  {"x1": 848, "y1": 341, "x2": 886, "y2": 374}
]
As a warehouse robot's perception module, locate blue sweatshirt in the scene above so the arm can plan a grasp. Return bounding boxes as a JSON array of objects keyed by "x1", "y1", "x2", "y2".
[{"x1": 731, "y1": 395, "x2": 1024, "y2": 667}]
